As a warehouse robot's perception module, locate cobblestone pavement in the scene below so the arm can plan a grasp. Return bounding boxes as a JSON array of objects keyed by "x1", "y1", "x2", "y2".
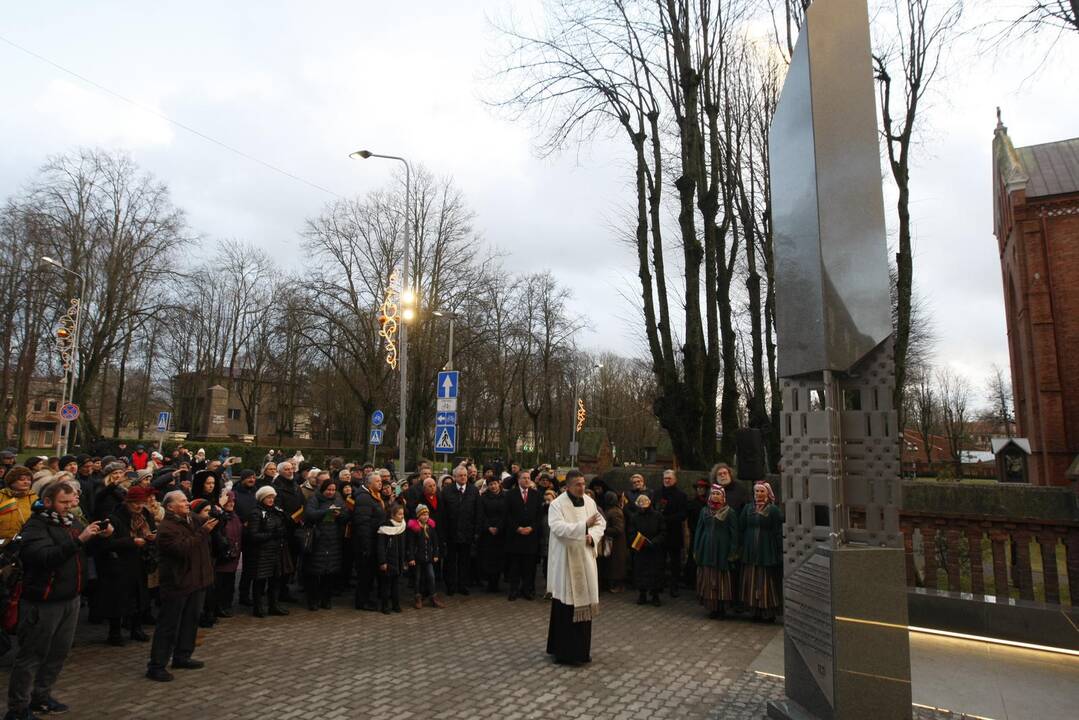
[{"x1": 2, "y1": 584, "x2": 780, "y2": 720}]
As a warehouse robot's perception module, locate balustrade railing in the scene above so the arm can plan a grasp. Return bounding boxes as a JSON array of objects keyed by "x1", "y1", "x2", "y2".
[{"x1": 854, "y1": 481, "x2": 1078, "y2": 609}]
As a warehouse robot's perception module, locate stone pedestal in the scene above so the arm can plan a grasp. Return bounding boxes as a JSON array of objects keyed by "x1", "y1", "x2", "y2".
[
  {"x1": 203, "y1": 384, "x2": 230, "y2": 439},
  {"x1": 767, "y1": 546, "x2": 912, "y2": 720}
]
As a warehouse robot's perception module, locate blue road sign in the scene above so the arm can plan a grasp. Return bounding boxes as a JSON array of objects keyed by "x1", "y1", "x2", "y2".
[
  {"x1": 434, "y1": 425, "x2": 457, "y2": 453},
  {"x1": 370, "y1": 428, "x2": 384, "y2": 445},
  {"x1": 437, "y1": 371, "x2": 459, "y2": 399},
  {"x1": 156, "y1": 411, "x2": 171, "y2": 433},
  {"x1": 435, "y1": 411, "x2": 457, "y2": 426},
  {"x1": 371, "y1": 409, "x2": 385, "y2": 427}
]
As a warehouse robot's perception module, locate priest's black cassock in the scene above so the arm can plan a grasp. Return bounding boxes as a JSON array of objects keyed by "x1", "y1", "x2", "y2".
[{"x1": 545, "y1": 489, "x2": 605, "y2": 665}]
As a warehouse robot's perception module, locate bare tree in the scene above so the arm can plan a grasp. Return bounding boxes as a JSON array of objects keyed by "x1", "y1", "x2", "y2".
[
  {"x1": 492, "y1": 0, "x2": 771, "y2": 467},
  {"x1": 20, "y1": 149, "x2": 188, "y2": 443},
  {"x1": 936, "y1": 366, "x2": 972, "y2": 477},
  {"x1": 908, "y1": 368, "x2": 939, "y2": 466},
  {"x1": 873, "y1": 0, "x2": 964, "y2": 429}
]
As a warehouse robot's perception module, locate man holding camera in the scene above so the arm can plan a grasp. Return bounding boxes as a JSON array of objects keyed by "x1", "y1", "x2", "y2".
[
  {"x1": 146, "y1": 490, "x2": 216, "y2": 682},
  {"x1": 6, "y1": 480, "x2": 111, "y2": 720}
]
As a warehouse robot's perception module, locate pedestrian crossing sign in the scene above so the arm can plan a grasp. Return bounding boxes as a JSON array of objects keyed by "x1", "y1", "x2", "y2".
[
  {"x1": 370, "y1": 428, "x2": 383, "y2": 445},
  {"x1": 434, "y1": 425, "x2": 456, "y2": 453}
]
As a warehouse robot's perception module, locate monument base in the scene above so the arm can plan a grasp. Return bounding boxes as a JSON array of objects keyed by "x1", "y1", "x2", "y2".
[{"x1": 773, "y1": 545, "x2": 912, "y2": 720}]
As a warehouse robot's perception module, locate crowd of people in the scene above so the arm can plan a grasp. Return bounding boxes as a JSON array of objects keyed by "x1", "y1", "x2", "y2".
[{"x1": 0, "y1": 446, "x2": 783, "y2": 720}]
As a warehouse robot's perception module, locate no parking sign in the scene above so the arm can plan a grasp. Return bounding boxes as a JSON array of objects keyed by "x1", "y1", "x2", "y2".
[{"x1": 59, "y1": 402, "x2": 80, "y2": 422}]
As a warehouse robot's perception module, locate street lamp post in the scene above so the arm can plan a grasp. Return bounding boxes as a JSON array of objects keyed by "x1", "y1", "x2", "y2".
[
  {"x1": 432, "y1": 311, "x2": 458, "y2": 371},
  {"x1": 350, "y1": 149, "x2": 413, "y2": 476},
  {"x1": 41, "y1": 256, "x2": 85, "y2": 456},
  {"x1": 569, "y1": 362, "x2": 603, "y2": 468}
]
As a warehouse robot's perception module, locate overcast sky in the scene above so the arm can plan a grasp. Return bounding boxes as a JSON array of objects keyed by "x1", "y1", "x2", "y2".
[{"x1": 2, "y1": 1, "x2": 1076, "y2": 403}]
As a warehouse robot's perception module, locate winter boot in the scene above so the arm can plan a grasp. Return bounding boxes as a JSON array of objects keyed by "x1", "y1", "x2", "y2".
[
  {"x1": 431, "y1": 594, "x2": 446, "y2": 609},
  {"x1": 414, "y1": 594, "x2": 423, "y2": 610}
]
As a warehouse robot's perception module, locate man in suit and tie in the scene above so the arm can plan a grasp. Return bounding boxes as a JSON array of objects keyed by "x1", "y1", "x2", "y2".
[
  {"x1": 504, "y1": 470, "x2": 543, "y2": 601},
  {"x1": 439, "y1": 466, "x2": 479, "y2": 595}
]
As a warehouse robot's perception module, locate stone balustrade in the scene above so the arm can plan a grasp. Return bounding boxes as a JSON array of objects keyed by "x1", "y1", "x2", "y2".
[{"x1": 856, "y1": 481, "x2": 1079, "y2": 609}]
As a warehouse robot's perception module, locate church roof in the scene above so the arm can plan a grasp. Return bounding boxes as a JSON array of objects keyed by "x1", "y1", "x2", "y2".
[{"x1": 1015, "y1": 137, "x2": 1079, "y2": 199}]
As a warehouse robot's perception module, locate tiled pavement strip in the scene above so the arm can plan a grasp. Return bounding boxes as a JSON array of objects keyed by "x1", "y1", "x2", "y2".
[{"x1": 1, "y1": 584, "x2": 969, "y2": 720}]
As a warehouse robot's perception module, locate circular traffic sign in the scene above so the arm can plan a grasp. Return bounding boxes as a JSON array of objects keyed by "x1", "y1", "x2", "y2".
[
  {"x1": 371, "y1": 410, "x2": 385, "y2": 427},
  {"x1": 59, "y1": 402, "x2": 80, "y2": 422}
]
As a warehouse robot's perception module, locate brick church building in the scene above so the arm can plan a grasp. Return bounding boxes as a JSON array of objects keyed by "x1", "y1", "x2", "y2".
[{"x1": 992, "y1": 115, "x2": 1079, "y2": 487}]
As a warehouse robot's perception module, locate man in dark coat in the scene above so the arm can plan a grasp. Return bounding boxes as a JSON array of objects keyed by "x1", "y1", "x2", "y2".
[
  {"x1": 74, "y1": 456, "x2": 99, "y2": 518},
  {"x1": 232, "y1": 469, "x2": 259, "y2": 605},
  {"x1": 7, "y1": 481, "x2": 109, "y2": 717},
  {"x1": 504, "y1": 470, "x2": 543, "y2": 600},
  {"x1": 439, "y1": 465, "x2": 478, "y2": 595},
  {"x1": 351, "y1": 472, "x2": 387, "y2": 611},
  {"x1": 146, "y1": 490, "x2": 216, "y2": 682},
  {"x1": 272, "y1": 461, "x2": 304, "y2": 602},
  {"x1": 653, "y1": 469, "x2": 689, "y2": 597}
]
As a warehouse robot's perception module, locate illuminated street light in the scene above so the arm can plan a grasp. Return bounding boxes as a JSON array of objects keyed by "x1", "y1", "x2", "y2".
[{"x1": 351, "y1": 148, "x2": 414, "y2": 473}]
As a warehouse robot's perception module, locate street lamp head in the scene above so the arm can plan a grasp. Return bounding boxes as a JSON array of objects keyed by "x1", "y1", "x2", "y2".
[
  {"x1": 400, "y1": 288, "x2": 416, "y2": 305},
  {"x1": 349, "y1": 150, "x2": 373, "y2": 160},
  {"x1": 402, "y1": 307, "x2": 416, "y2": 323},
  {"x1": 41, "y1": 256, "x2": 60, "y2": 268},
  {"x1": 594, "y1": 363, "x2": 604, "y2": 370}
]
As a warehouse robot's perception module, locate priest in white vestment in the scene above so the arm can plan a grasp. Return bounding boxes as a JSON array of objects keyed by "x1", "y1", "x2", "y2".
[{"x1": 545, "y1": 469, "x2": 606, "y2": 664}]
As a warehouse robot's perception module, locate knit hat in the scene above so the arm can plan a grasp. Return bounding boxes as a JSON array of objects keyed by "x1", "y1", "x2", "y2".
[
  {"x1": 136, "y1": 468, "x2": 155, "y2": 480},
  {"x1": 103, "y1": 461, "x2": 127, "y2": 476},
  {"x1": 59, "y1": 455, "x2": 76, "y2": 468},
  {"x1": 126, "y1": 486, "x2": 154, "y2": 503},
  {"x1": 190, "y1": 498, "x2": 209, "y2": 513},
  {"x1": 255, "y1": 486, "x2": 277, "y2": 503},
  {"x1": 415, "y1": 504, "x2": 430, "y2": 517}
]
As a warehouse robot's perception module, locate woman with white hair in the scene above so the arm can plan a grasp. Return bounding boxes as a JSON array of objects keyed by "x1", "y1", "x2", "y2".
[{"x1": 243, "y1": 486, "x2": 290, "y2": 618}]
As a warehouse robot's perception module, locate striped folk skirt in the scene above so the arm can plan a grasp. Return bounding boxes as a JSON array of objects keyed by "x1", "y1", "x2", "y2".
[
  {"x1": 696, "y1": 566, "x2": 734, "y2": 611},
  {"x1": 740, "y1": 564, "x2": 780, "y2": 611}
]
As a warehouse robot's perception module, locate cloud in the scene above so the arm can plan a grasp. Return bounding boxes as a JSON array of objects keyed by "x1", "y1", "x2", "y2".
[{"x1": 32, "y1": 78, "x2": 174, "y2": 148}]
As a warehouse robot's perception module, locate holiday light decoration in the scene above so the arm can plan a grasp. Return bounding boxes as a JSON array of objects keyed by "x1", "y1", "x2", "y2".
[
  {"x1": 378, "y1": 271, "x2": 400, "y2": 369},
  {"x1": 576, "y1": 398, "x2": 586, "y2": 433},
  {"x1": 57, "y1": 298, "x2": 79, "y2": 370}
]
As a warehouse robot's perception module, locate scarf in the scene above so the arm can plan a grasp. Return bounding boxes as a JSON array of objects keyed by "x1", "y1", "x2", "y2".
[
  {"x1": 706, "y1": 486, "x2": 729, "y2": 520},
  {"x1": 127, "y1": 506, "x2": 151, "y2": 539},
  {"x1": 378, "y1": 518, "x2": 406, "y2": 536},
  {"x1": 754, "y1": 482, "x2": 775, "y2": 513},
  {"x1": 366, "y1": 485, "x2": 385, "y2": 510},
  {"x1": 560, "y1": 492, "x2": 600, "y2": 623},
  {"x1": 38, "y1": 507, "x2": 74, "y2": 527}
]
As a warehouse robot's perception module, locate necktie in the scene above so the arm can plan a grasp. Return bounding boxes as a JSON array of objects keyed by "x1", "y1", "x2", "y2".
[{"x1": 522, "y1": 489, "x2": 527, "y2": 502}]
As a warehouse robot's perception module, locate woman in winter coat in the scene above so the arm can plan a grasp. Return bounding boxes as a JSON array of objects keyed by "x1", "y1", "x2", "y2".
[
  {"x1": 301, "y1": 479, "x2": 350, "y2": 610},
  {"x1": 93, "y1": 485, "x2": 156, "y2": 645},
  {"x1": 600, "y1": 491, "x2": 628, "y2": 593},
  {"x1": 212, "y1": 491, "x2": 244, "y2": 618},
  {"x1": 476, "y1": 477, "x2": 507, "y2": 593},
  {"x1": 406, "y1": 504, "x2": 444, "y2": 609},
  {"x1": 630, "y1": 493, "x2": 666, "y2": 606},
  {"x1": 244, "y1": 486, "x2": 290, "y2": 618},
  {"x1": 376, "y1": 503, "x2": 407, "y2": 613},
  {"x1": 693, "y1": 484, "x2": 739, "y2": 619},
  {"x1": 740, "y1": 482, "x2": 784, "y2": 622}
]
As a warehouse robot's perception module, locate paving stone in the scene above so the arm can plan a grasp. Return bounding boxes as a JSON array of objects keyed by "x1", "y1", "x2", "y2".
[{"x1": 1, "y1": 584, "x2": 780, "y2": 719}]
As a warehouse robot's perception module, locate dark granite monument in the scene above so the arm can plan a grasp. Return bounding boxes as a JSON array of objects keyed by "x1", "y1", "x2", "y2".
[{"x1": 766, "y1": 0, "x2": 913, "y2": 718}]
